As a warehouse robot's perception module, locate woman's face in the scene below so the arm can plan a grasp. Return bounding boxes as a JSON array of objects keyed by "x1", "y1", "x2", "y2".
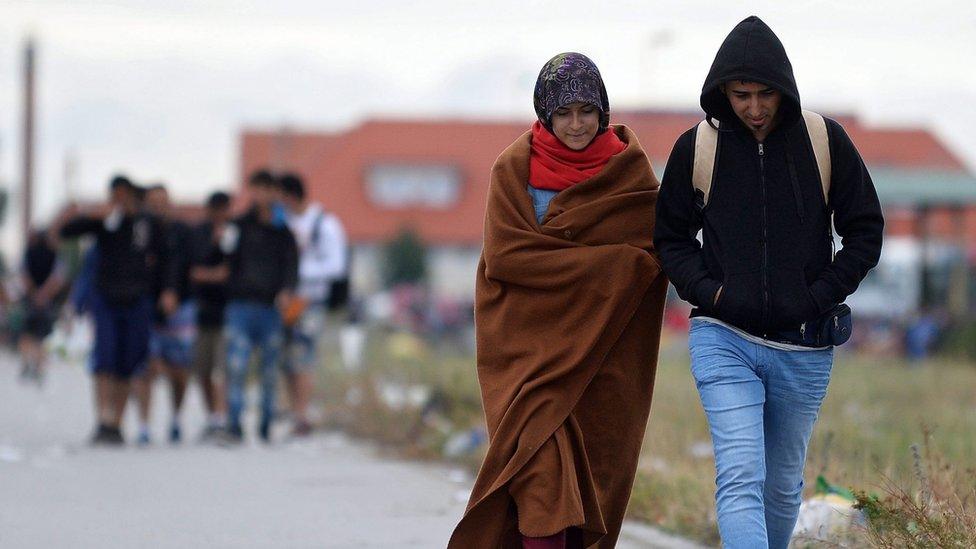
[{"x1": 550, "y1": 102, "x2": 600, "y2": 150}]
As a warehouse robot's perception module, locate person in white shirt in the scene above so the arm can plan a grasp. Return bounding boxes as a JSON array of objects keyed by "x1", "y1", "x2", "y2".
[{"x1": 278, "y1": 173, "x2": 348, "y2": 437}]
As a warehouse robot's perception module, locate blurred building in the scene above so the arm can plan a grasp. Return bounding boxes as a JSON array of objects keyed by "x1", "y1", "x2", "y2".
[{"x1": 240, "y1": 110, "x2": 976, "y2": 317}]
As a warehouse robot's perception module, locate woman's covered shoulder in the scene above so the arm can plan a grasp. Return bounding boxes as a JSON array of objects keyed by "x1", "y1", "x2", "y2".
[
  {"x1": 491, "y1": 130, "x2": 533, "y2": 170},
  {"x1": 488, "y1": 130, "x2": 534, "y2": 193}
]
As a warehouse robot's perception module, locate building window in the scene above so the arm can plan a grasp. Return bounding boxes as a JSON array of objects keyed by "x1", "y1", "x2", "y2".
[{"x1": 366, "y1": 165, "x2": 461, "y2": 209}]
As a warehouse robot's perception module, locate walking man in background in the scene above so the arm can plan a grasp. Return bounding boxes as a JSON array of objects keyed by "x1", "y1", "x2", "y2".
[
  {"x1": 188, "y1": 191, "x2": 233, "y2": 441},
  {"x1": 18, "y1": 229, "x2": 66, "y2": 385},
  {"x1": 132, "y1": 184, "x2": 195, "y2": 444},
  {"x1": 221, "y1": 170, "x2": 298, "y2": 443},
  {"x1": 56, "y1": 175, "x2": 174, "y2": 446},
  {"x1": 279, "y1": 173, "x2": 347, "y2": 437},
  {"x1": 654, "y1": 16, "x2": 884, "y2": 548}
]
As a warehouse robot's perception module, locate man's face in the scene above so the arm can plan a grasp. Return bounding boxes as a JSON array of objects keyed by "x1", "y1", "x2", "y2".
[
  {"x1": 724, "y1": 81, "x2": 782, "y2": 141},
  {"x1": 550, "y1": 102, "x2": 601, "y2": 151},
  {"x1": 249, "y1": 183, "x2": 275, "y2": 208},
  {"x1": 110, "y1": 186, "x2": 136, "y2": 211},
  {"x1": 208, "y1": 205, "x2": 230, "y2": 225},
  {"x1": 282, "y1": 193, "x2": 303, "y2": 213},
  {"x1": 145, "y1": 188, "x2": 170, "y2": 217}
]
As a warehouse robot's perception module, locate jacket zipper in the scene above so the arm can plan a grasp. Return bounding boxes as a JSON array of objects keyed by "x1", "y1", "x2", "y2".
[{"x1": 759, "y1": 142, "x2": 770, "y2": 337}]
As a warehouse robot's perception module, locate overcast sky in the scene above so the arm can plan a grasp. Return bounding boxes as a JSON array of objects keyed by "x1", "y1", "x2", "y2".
[{"x1": 1, "y1": 0, "x2": 974, "y2": 227}]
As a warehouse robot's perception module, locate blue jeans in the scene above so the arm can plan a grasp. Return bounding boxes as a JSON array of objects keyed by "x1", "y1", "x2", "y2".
[
  {"x1": 224, "y1": 301, "x2": 284, "y2": 430},
  {"x1": 282, "y1": 306, "x2": 326, "y2": 374},
  {"x1": 688, "y1": 319, "x2": 833, "y2": 549},
  {"x1": 149, "y1": 301, "x2": 197, "y2": 368}
]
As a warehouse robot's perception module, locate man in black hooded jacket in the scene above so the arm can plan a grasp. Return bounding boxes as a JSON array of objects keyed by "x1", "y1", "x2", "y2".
[{"x1": 654, "y1": 16, "x2": 883, "y2": 549}]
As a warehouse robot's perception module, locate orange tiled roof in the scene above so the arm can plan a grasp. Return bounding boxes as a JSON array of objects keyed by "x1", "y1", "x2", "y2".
[{"x1": 240, "y1": 110, "x2": 969, "y2": 245}]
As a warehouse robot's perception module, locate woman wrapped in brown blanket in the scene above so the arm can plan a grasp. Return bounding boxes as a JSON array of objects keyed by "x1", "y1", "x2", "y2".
[{"x1": 448, "y1": 53, "x2": 669, "y2": 549}]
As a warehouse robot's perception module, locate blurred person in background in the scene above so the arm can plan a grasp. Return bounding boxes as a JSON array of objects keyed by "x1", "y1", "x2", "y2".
[
  {"x1": 188, "y1": 191, "x2": 233, "y2": 441},
  {"x1": 17, "y1": 228, "x2": 66, "y2": 385},
  {"x1": 450, "y1": 53, "x2": 668, "y2": 549},
  {"x1": 654, "y1": 17, "x2": 884, "y2": 549},
  {"x1": 278, "y1": 173, "x2": 347, "y2": 437},
  {"x1": 132, "y1": 184, "x2": 195, "y2": 445},
  {"x1": 55, "y1": 175, "x2": 175, "y2": 446},
  {"x1": 220, "y1": 170, "x2": 298, "y2": 443}
]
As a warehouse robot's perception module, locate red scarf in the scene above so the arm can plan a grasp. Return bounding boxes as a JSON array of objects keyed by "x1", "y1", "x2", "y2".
[{"x1": 528, "y1": 120, "x2": 626, "y2": 191}]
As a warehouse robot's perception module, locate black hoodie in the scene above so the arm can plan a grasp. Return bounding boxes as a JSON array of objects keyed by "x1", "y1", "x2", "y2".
[
  {"x1": 654, "y1": 16, "x2": 884, "y2": 339},
  {"x1": 226, "y1": 208, "x2": 298, "y2": 305},
  {"x1": 61, "y1": 211, "x2": 172, "y2": 306}
]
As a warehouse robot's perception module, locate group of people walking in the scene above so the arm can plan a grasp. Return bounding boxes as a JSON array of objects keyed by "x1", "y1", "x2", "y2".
[
  {"x1": 10, "y1": 14, "x2": 886, "y2": 549},
  {"x1": 451, "y1": 16, "x2": 884, "y2": 549},
  {"x1": 45, "y1": 169, "x2": 346, "y2": 446}
]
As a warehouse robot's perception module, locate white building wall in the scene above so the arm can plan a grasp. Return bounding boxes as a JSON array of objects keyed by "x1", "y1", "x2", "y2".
[
  {"x1": 428, "y1": 246, "x2": 481, "y2": 301},
  {"x1": 348, "y1": 243, "x2": 481, "y2": 300}
]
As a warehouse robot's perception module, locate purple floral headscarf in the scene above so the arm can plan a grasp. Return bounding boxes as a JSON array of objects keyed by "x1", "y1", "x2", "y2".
[{"x1": 533, "y1": 52, "x2": 611, "y2": 133}]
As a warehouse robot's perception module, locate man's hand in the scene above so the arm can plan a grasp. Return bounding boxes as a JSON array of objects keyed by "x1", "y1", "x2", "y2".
[
  {"x1": 190, "y1": 264, "x2": 229, "y2": 284},
  {"x1": 31, "y1": 291, "x2": 50, "y2": 308},
  {"x1": 61, "y1": 202, "x2": 81, "y2": 220},
  {"x1": 276, "y1": 290, "x2": 294, "y2": 313},
  {"x1": 51, "y1": 202, "x2": 81, "y2": 236},
  {"x1": 159, "y1": 289, "x2": 179, "y2": 317},
  {"x1": 212, "y1": 222, "x2": 227, "y2": 244},
  {"x1": 213, "y1": 264, "x2": 229, "y2": 282}
]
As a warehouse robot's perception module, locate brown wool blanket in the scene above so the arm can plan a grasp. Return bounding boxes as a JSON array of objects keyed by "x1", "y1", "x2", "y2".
[{"x1": 448, "y1": 125, "x2": 668, "y2": 548}]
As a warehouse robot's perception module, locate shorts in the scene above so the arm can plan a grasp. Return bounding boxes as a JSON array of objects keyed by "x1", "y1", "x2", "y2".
[
  {"x1": 22, "y1": 305, "x2": 56, "y2": 339},
  {"x1": 282, "y1": 305, "x2": 326, "y2": 374},
  {"x1": 193, "y1": 324, "x2": 225, "y2": 379},
  {"x1": 149, "y1": 301, "x2": 197, "y2": 368},
  {"x1": 91, "y1": 293, "x2": 152, "y2": 380}
]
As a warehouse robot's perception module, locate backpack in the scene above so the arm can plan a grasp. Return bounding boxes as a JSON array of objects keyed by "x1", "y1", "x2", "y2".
[
  {"x1": 310, "y1": 211, "x2": 351, "y2": 312},
  {"x1": 693, "y1": 110, "x2": 832, "y2": 208}
]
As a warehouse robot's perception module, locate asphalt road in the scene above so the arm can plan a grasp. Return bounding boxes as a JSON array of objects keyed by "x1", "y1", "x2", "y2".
[{"x1": 0, "y1": 353, "x2": 704, "y2": 548}]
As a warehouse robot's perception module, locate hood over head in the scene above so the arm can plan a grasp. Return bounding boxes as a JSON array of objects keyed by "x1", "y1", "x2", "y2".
[
  {"x1": 700, "y1": 16, "x2": 801, "y2": 128},
  {"x1": 534, "y1": 52, "x2": 611, "y2": 133}
]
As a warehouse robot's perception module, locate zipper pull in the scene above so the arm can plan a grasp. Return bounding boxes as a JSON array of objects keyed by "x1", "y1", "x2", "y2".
[
  {"x1": 800, "y1": 322, "x2": 806, "y2": 338},
  {"x1": 758, "y1": 143, "x2": 765, "y2": 156}
]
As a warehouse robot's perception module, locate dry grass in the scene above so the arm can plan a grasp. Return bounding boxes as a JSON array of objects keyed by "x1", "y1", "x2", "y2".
[
  {"x1": 314, "y1": 328, "x2": 976, "y2": 547},
  {"x1": 633, "y1": 334, "x2": 976, "y2": 546},
  {"x1": 849, "y1": 429, "x2": 976, "y2": 548}
]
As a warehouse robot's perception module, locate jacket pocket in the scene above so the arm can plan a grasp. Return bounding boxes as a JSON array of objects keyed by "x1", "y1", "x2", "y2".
[
  {"x1": 714, "y1": 270, "x2": 763, "y2": 333},
  {"x1": 768, "y1": 267, "x2": 819, "y2": 329}
]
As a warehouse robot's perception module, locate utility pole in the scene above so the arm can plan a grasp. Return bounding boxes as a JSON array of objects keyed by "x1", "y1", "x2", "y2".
[{"x1": 22, "y1": 37, "x2": 36, "y2": 241}]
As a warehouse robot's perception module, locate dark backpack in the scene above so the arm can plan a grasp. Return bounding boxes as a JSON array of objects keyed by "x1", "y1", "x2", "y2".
[{"x1": 310, "y1": 211, "x2": 351, "y2": 312}]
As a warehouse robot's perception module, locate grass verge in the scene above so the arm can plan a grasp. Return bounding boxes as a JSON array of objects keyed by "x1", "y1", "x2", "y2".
[{"x1": 314, "y1": 328, "x2": 976, "y2": 546}]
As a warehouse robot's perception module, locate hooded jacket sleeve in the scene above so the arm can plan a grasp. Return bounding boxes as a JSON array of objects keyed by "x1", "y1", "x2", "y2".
[
  {"x1": 653, "y1": 129, "x2": 722, "y2": 309},
  {"x1": 60, "y1": 216, "x2": 103, "y2": 238},
  {"x1": 808, "y1": 119, "x2": 885, "y2": 313}
]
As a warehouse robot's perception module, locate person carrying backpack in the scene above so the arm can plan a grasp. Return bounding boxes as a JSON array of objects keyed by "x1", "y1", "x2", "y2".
[
  {"x1": 654, "y1": 16, "x2": 884, "y2": 549},
  {"x1": 278, "y1": 173, "x2": 347, "y2": 437}
]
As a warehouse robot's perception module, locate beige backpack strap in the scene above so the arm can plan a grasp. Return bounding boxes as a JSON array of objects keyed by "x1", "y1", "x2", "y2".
[
  {"x1": 802, "y1": 110, "x2": 831, "y2": 206},
  {"x1": 692, "y1": 119, "x2": 719, "y2": 206}
]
